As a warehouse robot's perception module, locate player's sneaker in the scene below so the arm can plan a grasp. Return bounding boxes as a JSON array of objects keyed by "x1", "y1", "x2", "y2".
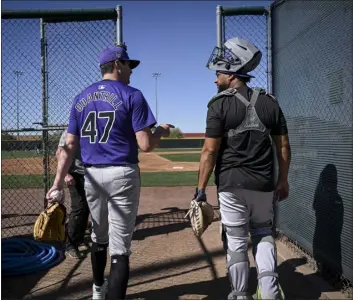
[
  {"x1": 228, "y1": 292, "x2": 253, "y2": 299},
  {"x1": 92, "y1": 278, "x2": 108, "y2": 300},
  {"x1": 65, "y1": 245, "x2": 82, "y2": 259},
  {"x1": 253, "y1": 283, "x2": 284, "y2": 300}
]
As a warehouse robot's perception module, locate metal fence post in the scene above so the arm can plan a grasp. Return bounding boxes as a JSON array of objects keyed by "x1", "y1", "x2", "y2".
[
  {"x1": 116, "y1": 5, "x2": 124, "y2": 47},
  {"x1": 40, "y1": 18, "x2": 49, "y2": 208},
  {"x1": 216, "y1": 5, "x2": 223, "y2": 48},
  {"x1": 267, "y1": 7, "x2": 272, "y2": 94}
]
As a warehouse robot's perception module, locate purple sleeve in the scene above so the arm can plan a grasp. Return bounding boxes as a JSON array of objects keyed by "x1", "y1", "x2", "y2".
[
  {"x1": 131, "y1": 90, "x2": 157, "y2": 132},
  {"x1": 67, "y1": 100, "x2": 80, "y2": 136}
]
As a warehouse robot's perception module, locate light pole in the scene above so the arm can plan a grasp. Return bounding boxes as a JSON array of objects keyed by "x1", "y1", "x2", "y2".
[
  {"x1": 14, "y1": 70, "x2": 24, "y2": 139},
  {"x1": 152, "y1": 72, "x2": 161, "y2": 123}
]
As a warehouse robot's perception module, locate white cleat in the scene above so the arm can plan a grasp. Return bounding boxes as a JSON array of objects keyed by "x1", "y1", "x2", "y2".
[{"x1": 92, "y1": 278, "x2": 108, "y2": 300}]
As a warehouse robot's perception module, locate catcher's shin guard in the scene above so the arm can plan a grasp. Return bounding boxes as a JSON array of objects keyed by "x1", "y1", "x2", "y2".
[
  {"x1": 223, "y1": 224, "x2": 250, "y2": 299},
  {"x1": 251, "y1": 230, "x2": 285, "y2": 300},
  {"x1": 185, "y1": 199, "x2": 214, "y2": 237}
]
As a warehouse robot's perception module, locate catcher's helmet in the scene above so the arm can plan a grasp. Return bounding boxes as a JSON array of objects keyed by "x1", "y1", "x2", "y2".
[{"x1": 206, "y1": 37, "x2": 262, "y2": 77}]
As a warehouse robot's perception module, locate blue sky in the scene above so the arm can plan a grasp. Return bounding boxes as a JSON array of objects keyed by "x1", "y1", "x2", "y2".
[{"x1": 2, "y1": 0, "x2": 272, "y2": 133}]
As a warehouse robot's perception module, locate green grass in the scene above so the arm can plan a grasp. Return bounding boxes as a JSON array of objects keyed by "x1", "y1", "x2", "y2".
[
  {"x1": 1, "y1": 174, "x2": 48, "y2": 189},
  {"x1": 3, "y1": 148, "x2": 201, "y2": 158},
  {"x1": 138, "y1": 148, "x2": 201, "y2": 153},
  {"x1": 152, "y1": 148, "x2": 201, "y2": 153},
  {"x1": 1, "y1": 151, "x2": 42, "y2": 159},
  {"x1": 1, "y1": 172, "x2": 215, "y2": 189},
  {"x1": 159, "y1": 153, "x2": 201, "y2": 162}
]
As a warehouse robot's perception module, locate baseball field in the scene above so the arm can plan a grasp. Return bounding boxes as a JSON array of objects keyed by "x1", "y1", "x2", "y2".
[{"x1": 1, "y1": 148, "x2": 343, "y2": 299}]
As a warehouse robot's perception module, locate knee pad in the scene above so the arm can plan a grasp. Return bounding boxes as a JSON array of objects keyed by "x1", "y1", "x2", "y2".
[
  {"x1": 223, "y1": 224, "x2": 249, "y2": 269},
  {"x1": 251, "y1": 222, "x2": 275, "y2": 254},
  {"x1": 251, "y1": 229, "x2": 279, "y2": 283}
]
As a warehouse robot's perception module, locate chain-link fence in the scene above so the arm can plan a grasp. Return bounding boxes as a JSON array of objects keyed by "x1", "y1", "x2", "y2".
[
  {"x1": 271, "y1": 0, "x2": 353, "y2": 286},
  {"x1": 45, "y1": 19, "x2": 116, "y2": 195},
  {"x1": 218, "y1": 0, "x2": 353, "y2": 290},
  {"x1": 1, "y1": 9, "x2": 120, "y2": 238},
  {"x1": 217, "y1": 6, "x2": 269, "y2": 91}
]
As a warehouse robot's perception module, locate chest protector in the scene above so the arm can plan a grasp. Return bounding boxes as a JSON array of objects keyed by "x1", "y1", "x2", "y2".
[
  {"x1": 33, "y1": 202, "x2": 67, "y2": 242},
  {"x1": 208, "y1": 87, "x2": 278, "y2": 184}
]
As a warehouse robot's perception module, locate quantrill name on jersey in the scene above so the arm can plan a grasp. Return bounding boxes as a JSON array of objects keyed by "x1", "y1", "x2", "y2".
[{"x1": 75, "y1": 91, "x2": 122, "y2": 112}]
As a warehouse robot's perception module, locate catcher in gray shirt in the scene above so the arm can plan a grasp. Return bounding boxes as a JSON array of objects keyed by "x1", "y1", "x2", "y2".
[{"x1": 57, "y1": 129, "x2": 89, "y2": 258}]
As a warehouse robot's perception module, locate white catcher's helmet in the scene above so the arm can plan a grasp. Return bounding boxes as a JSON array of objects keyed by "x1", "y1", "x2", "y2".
[{"x1": 206, "y1": 37, "x2": 262, "y2": 77}]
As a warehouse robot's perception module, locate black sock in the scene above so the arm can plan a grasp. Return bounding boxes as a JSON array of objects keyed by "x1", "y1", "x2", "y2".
[
  {"x1": 107, "y1": 255, "x2": 130, "y2": 300},
  {"x1": 91, "y1": 242, "x2": 108, "y2": 286}
]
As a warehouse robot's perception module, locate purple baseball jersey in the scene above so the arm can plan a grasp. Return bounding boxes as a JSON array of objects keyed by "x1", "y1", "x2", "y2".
[{"x1": 67, "y1": 79, "x2": 156, "y2": 165}]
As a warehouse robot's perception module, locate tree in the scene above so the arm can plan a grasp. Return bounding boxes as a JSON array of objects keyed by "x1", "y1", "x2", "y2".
[
  {"x1": 168, "y1": 127, "x2": 184, "y2": 138},
  {"x1": 1, "y1": 132, "x2": 16, "y2": 141}
]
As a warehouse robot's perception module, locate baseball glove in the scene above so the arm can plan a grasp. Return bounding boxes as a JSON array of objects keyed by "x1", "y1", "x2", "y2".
[{"x1": 185, "y1": 196, "x2": 214, "y2": 238}]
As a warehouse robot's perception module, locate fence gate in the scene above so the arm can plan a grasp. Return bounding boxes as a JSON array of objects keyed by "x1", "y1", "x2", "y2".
[
  {"x1": 1, "y1": 8, "x2": 122, "y2": 238},
  {"x1": 217, "y1": 0, "x2": 353, "y2": 287}
]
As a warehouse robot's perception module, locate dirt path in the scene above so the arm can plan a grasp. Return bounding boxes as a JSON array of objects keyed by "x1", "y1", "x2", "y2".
[
  {"x1": 2, "y1": 186, "x2": 341, "y2": 300},
  {"x1": 138, "y1": 152, "x2": 199, "y2": 172},
  {"x1": 2, "y1": 152, "x2": 200, "y2": 175}
]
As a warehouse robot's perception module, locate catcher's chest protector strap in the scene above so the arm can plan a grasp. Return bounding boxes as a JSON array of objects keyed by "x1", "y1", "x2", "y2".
[
  {"x1": 226, "y1": 87, "x2": 269, "y2": 137},
  {"x1": 207, "y1": 87, "x2": 238, "y2": 108}
]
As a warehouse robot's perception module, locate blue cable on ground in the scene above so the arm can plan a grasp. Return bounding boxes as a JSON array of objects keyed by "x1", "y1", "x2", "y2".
[{"x1": 2, "y1": 238, "x2": 64, "y2": 276}]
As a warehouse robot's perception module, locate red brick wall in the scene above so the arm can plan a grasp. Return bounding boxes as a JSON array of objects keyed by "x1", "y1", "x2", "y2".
[{"x1": 182, "y1": 133, "x2": 205, "y2": 138}]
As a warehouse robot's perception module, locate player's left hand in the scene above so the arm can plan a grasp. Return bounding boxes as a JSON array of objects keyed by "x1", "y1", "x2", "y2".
[
  {"x1": 64, "y1": 174, "x2": 76, "y2": 186},
  {"x1": 275, "y1": 179, "x2": 289, "y2": 201}
]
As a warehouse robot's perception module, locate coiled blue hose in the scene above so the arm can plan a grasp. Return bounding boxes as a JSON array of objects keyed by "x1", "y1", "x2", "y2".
[{"x1": 2, "y1": 238, "x2": 64, "y2": 276}]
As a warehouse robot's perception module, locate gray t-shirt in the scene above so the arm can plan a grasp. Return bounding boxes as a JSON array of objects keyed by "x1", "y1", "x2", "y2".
[{"x1": 58, "y1": 129, "x2": 85, "y2": 175}]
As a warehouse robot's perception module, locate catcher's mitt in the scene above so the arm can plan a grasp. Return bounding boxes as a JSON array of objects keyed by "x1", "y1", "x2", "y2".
[{"x1": 185, "y1": 199, "x2": 214, "y2": 237}]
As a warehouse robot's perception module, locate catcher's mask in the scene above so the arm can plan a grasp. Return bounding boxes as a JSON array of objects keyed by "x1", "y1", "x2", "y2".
[{"x1": 206, "y1": 37, "x2": 262, "y2": 77}]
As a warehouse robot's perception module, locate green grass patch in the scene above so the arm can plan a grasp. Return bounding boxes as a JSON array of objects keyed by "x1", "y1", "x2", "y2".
[
  {"x1": 1, "y1": 151, "x2": 42, "y2": 159},
  {"x1": 159, "y1": 153, "x2": 201, "y2": 162},
  {"x1": 2, "y1": 171, "x2": 215, "y2": 189},
  {"x1": 1, "y1": 174, "x2": 48, "y2": 189},
  {"x1": 153, "y1": 148, "x2": 201, "y2": 153},
  {"x1": 138, "y1": 148, "x2": 201, "y2": 153}
]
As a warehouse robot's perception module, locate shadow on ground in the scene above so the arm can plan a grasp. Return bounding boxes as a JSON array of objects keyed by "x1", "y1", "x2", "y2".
[
  {"x1": 1, "y1": 206, "x2": 340, "y2": 300},
  {"x1": 278, "y1": 257, "x2": 331, "y2": 300},
  {"x1": 133, "y1": 206, "x2": 220, "y2": 241}
]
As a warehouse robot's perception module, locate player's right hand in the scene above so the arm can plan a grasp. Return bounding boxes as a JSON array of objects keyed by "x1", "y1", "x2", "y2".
[
  {"x1": 46, "y1": 185, "x2": 63, "y2": 202},
  {"x1": 158, "y1": 124, "x2": 175, "y2": 137}
]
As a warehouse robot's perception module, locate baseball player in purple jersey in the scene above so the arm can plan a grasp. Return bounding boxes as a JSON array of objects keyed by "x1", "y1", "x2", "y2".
[{"x1": 47, "y1": 45, "x2": 174, "y2": 299}]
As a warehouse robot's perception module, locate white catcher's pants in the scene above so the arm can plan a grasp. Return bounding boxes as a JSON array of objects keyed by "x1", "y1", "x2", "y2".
[{"x1": 219, "y1": 189, "x2": 281, "y2": 299}]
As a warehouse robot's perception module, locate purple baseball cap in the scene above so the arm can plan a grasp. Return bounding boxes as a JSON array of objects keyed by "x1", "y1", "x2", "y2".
[{"x1": 99, "y1": 46, "x2": 140, "y2": 69}]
